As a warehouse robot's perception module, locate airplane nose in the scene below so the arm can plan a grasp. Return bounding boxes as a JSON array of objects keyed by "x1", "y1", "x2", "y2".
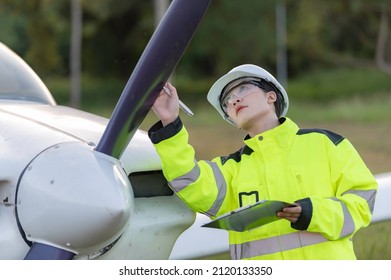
[{"x1": 16, "y1": 142, "x2": 133, "y2": 256}]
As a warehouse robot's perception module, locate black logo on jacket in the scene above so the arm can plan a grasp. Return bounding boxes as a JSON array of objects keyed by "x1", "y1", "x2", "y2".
[{"x1": 239, "y1": 191, "x2": 259, "y2": 207}]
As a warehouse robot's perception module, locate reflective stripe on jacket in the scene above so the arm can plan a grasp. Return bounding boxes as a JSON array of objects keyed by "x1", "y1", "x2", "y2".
[{"x1": 148, "y1": 117, "x2": 377, "y2": 260}]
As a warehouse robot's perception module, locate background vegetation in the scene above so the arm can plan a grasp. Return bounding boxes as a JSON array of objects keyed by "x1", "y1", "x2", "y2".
[
  {"x1": 0, "y1": 0, "x2": 390, "y2": 259},
  {"x1": 1, "y1": 0, "x2": 390, "y2": 80}
]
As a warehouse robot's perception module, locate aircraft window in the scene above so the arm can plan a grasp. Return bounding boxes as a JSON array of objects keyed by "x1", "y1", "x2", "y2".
[
  {"x1": 128, "y1": 170, "x2": 173, "y2": 198},
  {"x1": 0, "y1": 43, "x2": 55, "y2": 104}
]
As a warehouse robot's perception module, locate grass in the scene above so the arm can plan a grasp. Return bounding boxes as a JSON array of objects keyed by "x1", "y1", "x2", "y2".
[
  {"x1": 354, "y1": 221, "x2": 391, "y2": 259},
  {"x1": 287, "y1": 67, "x2": 391, "y2": 103},
  {"x1": 289, "y1": 95, "x2": 391, "y2": 124},
  {"x1": 43, "y1": 67, "x2": 391, "y2": 259}
]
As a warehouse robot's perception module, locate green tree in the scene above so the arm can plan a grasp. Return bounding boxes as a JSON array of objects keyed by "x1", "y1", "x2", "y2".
[
  {"x1": 1, "y1": 0, "x2": 390, "y2": 79},
  {"x1": 178, "y1": 0, "x2": 278, "y2": 78},
  {"x1": 286, "y1": 0, "x2": 391, "y2": 75},
  {"x1": 0, "y1": 0, "x2": 69, "y2": 76},
  {"x1": 80, "y1": 0, "x2": 154, "y2": 77}
]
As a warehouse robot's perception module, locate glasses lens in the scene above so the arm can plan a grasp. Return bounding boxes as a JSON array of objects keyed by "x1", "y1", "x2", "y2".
[{"x1": 223, "y1": 83, "x2": 258, "y2": 107}]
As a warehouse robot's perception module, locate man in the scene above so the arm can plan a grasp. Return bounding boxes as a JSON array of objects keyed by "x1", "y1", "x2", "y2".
[{"x1": 148, "y1": 64, "x2": 377, "y2": 259}]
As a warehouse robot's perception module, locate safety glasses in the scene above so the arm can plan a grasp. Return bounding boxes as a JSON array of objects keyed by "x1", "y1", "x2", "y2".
[{"x1": 220, "y1": 82, "x2": 261, "y2": 112}]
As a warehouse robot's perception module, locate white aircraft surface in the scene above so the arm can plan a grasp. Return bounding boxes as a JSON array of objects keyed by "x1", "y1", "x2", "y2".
[{"x1": 0, "y1": 0, "x2": 390, "y2": 260}]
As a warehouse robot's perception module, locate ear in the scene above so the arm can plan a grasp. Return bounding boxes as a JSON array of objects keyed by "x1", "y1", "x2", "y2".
[{"x1": 267, "y1": 91, "x2": 277, "y2": 103}]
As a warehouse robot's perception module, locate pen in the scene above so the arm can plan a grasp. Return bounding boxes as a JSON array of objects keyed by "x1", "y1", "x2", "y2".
[{"x1": 163, "y1": 86, "x2": 194, "y2": 116}]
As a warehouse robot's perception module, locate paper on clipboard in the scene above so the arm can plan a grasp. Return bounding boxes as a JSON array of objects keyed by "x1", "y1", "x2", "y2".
[{"x1": 202, "y1": 200, "x2": 295, "y2": 232}]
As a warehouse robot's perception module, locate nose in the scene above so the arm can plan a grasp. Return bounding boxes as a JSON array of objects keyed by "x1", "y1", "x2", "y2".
[{"x1": 232, "y1": 96, "x2": 242, "y2": 106}]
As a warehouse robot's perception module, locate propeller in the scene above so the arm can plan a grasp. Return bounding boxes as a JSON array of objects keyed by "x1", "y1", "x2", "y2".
[
  {"x1": 17, "y1": 0, "x2": 211, "y2": 260},
  {"x1": 24, "y1": 243, "x2": 75, "y2": 260},
  {"x1": 95, "y1": 0, "x2": 211, "y2": 158}
]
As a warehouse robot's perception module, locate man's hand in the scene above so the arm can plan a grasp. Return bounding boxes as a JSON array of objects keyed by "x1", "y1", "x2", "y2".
[{"x1": 277, "y1": 204, "x2": 302, "y2": 223}]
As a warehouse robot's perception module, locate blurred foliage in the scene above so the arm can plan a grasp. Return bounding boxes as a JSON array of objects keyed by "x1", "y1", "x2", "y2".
[
  {"x1": 1, "y1": 0, "x2": 390, "y2": 260},
  {"x1": 0, "y1": 0, "x2": 390, "y2": 111},
  {"x1": 1, "y1": 0, "x2": 390, "y2": 79},
  {"x1": 0, "y1": 0, "x2": 68, "y2": 75},
  {"x1": 287, "y1": 66, "x2": 391, "y2": 102}
]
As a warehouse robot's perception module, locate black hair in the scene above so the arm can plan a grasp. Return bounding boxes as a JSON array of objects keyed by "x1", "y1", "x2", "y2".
[{"x1": 254, "y1": 79, "x2": 285, "y2": 117}]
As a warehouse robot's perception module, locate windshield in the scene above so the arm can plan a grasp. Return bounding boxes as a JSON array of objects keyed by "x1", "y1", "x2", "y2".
[{"x1": 0, "y1": 42, "x2": 56, "y2": 105}]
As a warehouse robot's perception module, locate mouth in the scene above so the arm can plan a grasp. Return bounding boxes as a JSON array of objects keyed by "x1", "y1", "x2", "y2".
[{"x1": 235, "y1": 106, "x2": 246, "y2": 115}]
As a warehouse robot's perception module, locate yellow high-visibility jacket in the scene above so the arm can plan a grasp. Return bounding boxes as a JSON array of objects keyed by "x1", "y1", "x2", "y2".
[{"x1": 148, "y1": 117, "x2": 377, "y2": 259}]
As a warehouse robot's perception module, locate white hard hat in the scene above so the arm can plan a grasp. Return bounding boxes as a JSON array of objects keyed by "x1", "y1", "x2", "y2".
[{"x1": 207, "y1": 64, "x2": 289, "y2": 125}]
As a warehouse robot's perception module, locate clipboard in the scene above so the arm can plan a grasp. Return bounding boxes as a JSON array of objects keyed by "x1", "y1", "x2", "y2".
[{"x1": 202, "y1": 200, "x2": 295, "y2": 232}]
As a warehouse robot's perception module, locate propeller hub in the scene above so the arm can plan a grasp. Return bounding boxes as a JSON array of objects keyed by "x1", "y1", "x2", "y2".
[{"x1": 16, "y1": 141, "x2": 133, "y2": 257}]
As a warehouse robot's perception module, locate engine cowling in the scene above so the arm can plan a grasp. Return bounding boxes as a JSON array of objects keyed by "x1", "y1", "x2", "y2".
[{"x1": 16, "y1": 141, "x2": 133, "y2": 257}]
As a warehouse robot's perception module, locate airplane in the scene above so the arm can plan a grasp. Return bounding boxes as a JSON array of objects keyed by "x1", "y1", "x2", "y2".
[{"x1": 1, "y1": 0, "x2": 391, "y2": 260}]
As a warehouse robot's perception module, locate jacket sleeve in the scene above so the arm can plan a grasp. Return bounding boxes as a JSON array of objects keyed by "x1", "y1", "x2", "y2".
[
  {"x1": 148, "y1": 117, "x2": 231, "y2": 217},
  {"x1": 293, "y1": 137, "x2": 378, "y2": 241}
]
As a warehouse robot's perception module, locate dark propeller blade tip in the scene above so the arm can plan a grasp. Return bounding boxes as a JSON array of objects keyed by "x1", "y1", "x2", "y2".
[{"x1": 24, "y1": 243, "x2": 75, "y2": 260}]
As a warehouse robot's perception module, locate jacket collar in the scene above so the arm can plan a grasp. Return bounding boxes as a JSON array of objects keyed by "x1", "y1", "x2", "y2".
[{"x1": 243, "y1": 117, "x2": 299, "y2": 152}]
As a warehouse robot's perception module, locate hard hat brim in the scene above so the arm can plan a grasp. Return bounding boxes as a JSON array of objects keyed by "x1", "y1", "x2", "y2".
[{"x1": 207, "y1": 70, "x2": 253, "y2": 125}]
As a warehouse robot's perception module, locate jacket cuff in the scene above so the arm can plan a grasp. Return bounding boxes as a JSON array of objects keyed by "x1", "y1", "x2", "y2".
[
  {"x1": 148, "y1": 116, "x2": 183, "y2": 144},
  {"x1": 291, "y1": 197, "x2": 313, "y2": 230}
]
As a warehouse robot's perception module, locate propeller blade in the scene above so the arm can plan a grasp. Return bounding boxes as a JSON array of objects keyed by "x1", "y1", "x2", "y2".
[
  {"x1": 24, "y1": 242, "x2": 75, "y2": 260},
  {"x1": 95, "y1": 0, "x2": 211, "y2": 158}
]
